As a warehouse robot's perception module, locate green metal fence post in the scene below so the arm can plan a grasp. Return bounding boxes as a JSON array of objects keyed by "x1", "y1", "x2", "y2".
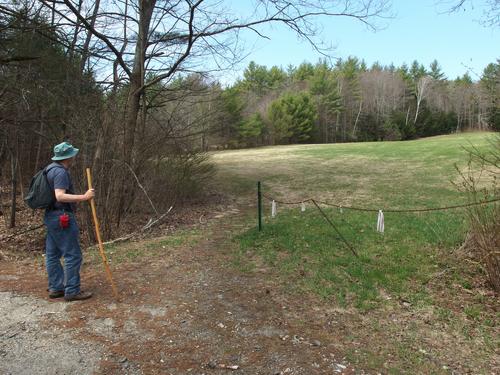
[{"x1": 257, "y1": 181, "x2": 262, "y2": 231}]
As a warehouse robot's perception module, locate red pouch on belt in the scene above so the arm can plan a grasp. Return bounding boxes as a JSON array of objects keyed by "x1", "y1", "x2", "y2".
[{"x1": 59, "y1": 213, "x2": 70, "y2": 229}]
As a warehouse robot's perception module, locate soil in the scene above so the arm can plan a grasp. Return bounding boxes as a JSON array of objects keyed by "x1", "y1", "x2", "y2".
[{"x1": 0, "y1": 209, "x2": 355, "y2": 375}]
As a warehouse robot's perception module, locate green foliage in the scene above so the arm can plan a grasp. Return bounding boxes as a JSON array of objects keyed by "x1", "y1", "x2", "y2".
[
  {"x1": 0, "y1": 9, "x2": 101, "y2": 140},
  {"x1": 222, "y1": 86, "x2": 244, "y2": 125},
  {"x1": 360, "y1": 59, "x2": 368, "y2": 72},
  {"x1": 481, "y1": 60, "x2": 500, "y2": 131},
  {"x1": 268, "y1": 92, "x2": 317, "y2": 144},
  {"x1": 489, "y1": 109, "x2": 500, "y2": 131},
  {"x1": 309, "y1": 63, "x2": 343, "y2": 142},
  {"x1": 371, "y1": 61, "x2": 383, "y2": 71},
  {"x1": 339, "y1": 56, "x2": 361, "y2": 80},
  {"x1": 397, "y1": 63, "x2": 412, "y2": 83},
  {"x1": 221, "y1": 57, "x2": 498, "y2": 147},
  {"x1": 429, "y1": 59, "x2": 446, "y2": 80},
  {"x1": 381, "y1": 117, "x2": 402, "y2": 141},
  {"x1": 242, "y1": 61, "x2": 286, "y2": 93},
  {"x1": 292, "y1": 62, "x2": 315, "y2": 81},
  {"x1": 237, "y1": 113, "x2": 264, "y2": 141},
  {"x1": 242, "y1": 61, "x2": 269, "y2": 93},
  {"x1": 416, "y1": 106, "x2": 457, "y2": 137},
  {"x1": 268, "y1": 66, "x2": 287, "y2": 87},
  {"x1": 456, "y1": 72, "x2": 473, "y2": 85},
  {"x1": 481, "y1": 61, "x2": 500, "y2": 93},
  {"x1": 410, "y1": 60, "x2": 427, "y2": 80}
]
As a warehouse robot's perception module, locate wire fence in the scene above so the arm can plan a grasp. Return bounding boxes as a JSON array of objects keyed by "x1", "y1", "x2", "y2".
[
  {"x1": 257, "y1": 182, "x2": 500, "y2": 256},
  {"x1": 262, "y1": 192, "x2": 500, "y2": 213}
]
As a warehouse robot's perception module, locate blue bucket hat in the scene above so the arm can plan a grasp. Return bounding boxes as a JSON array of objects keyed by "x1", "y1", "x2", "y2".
[{"x1": 51, "y1": 142, "x2": 79, "y2": 161}]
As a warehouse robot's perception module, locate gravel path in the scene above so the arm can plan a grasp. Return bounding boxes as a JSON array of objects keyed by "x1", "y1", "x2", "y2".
[{"x1": 0, "y1": 291, "x2": 102, "y2": 375}]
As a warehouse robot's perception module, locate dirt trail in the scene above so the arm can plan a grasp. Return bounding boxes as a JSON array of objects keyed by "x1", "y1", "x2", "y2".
[{"x1": 0, "y1": 212, "x2": 354, "y2": 375}]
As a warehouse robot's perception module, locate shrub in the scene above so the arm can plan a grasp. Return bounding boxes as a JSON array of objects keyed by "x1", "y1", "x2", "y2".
[{"x1": 456, "y1": 136, "x2": 500, "y2": 292}]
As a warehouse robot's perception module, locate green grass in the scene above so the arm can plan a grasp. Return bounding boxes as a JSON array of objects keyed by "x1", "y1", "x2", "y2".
[
  {"x1": 236, "y1": 207, "x2": 467, "y2": 309},
  {"x1": 214, "y1": 132, "x2": 497, "y2": 307},
  {"x1": 213, "y1": 132, "x2": 496, "y2": 209}
]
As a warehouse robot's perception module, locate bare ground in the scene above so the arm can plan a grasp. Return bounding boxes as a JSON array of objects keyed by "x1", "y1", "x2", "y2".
[{"x1": 0, "y1": 209, "x2": 357, "y2": 375}]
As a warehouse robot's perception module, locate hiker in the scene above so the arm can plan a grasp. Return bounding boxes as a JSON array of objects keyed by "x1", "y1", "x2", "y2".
[{"x1": 44, "y1": 142, "x2": 95, "y2": 301}]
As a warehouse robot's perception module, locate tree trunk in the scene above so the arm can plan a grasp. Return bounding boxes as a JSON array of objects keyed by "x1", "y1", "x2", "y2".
[
  {"x1": 9, "y1": 150, "x2": 17, "y2": 228},
  {"x1": 116, "y1": 0, "x2": 156, "y2": 226},
  {"x1": 80, "y1": 0, "x2": 101, "y2": 72},
  {"x1": 69, "y1": 0, "x2": 84, "y2": 63},
  {"x1": 34, "y1": 120, "x2": 44, "y2": 173},
  {"x1": 352, "y1": 100, "x2": 363, "y2": 138}
]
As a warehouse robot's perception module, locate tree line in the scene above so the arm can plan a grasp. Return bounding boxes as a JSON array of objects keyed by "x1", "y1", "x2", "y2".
[{"x1": 213, "y1": 58, "x2": 500, "y2": 148}]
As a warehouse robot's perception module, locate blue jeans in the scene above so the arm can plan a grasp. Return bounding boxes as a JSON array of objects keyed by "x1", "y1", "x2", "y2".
[{"x1": 44, "y1": 210, "x2": 82, "y2": 297}]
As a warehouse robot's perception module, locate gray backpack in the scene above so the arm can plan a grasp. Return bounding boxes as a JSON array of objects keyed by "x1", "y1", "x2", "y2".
[{"x1": 24, "y1": 164, "x2": 63, "y2": 209}]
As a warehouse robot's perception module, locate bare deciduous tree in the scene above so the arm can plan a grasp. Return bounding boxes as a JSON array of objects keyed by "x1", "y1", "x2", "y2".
[
  {"x1": 442, "y1": 0, "x2": 500, "y2": 27},
  {"x1": 414, "y1": 75, "x2": 433, "y2": 124}
]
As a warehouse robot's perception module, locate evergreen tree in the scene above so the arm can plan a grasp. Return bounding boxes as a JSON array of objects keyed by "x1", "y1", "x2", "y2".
[
  {"x1": 221, "y1": 86, "x2": 245, "y2": 138},
  {"x1": 268, "y1": 92, "x2": 317, "y2": 143},
  {"x1": 410, "y1": 60, "x2": 427, "y2": 80},
  {"x1": 293, "y1": 62, "x2": 315, "y2": 81},
  {"x1": 397, "y1": 63, "x2": 411, "y2": 82},
  {"x1": 339, "y1": 57, "x2": 362, "y2": 141},
  {"x1": 310, "y1": 64, "x2": 343, "y2": 142},
  {"x1": 457, "y1": 72, "x2": 473, "y2": 84},
  {"x1": 429, "y1": 59, "x2": 446, "y2": 80},
  {"x1": 481, "y1": 60, "x2": 500, "y2": 130},
  {"x1": 360, "y1": 59, "x2": 368, "y2": 72},
  {"x1": 242, "y1": 61, "x2": 270, "y2": 94},
  {"x1": 268, "y1": 66, "x2": 287, "y2": 88},
  {"x1": 371, "y1": 61, "x2": 383, "y2": 71},
  {"x1": 237, "y1": 113, "x2": 265, "y2": 144}
]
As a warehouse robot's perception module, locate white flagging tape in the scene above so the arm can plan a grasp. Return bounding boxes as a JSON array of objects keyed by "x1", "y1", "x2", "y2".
[
  {"x1": 271, "y1": 200, "x2": 277, "y2": 218},
  {"x1": 301, "y1": 202, "x2": 306, "y2": 212},
  {"x1": 340, "y1": 205, "x2": 343, "y2": 214},
  {"x1": 377, "y1": 210, "x2": 384, "y2": 233}
]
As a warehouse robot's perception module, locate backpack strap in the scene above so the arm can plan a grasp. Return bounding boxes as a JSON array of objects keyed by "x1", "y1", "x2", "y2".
[
  {"x1": 43, "y1": 163, "x2": 65, "y2": 210},
  {"x1": 44, "y1": 162, "x2": 64, "y2": 175}
]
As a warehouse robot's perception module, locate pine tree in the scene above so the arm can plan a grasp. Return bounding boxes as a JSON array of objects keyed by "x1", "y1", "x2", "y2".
[
  {"x1": 268, "y1": 93, "x2": 317, "y2": 143},
  {"x1": 238, "y1": 113, "x2": 265, "y2": 142},
  {"x1": 429, "y1": 59, "x2": 446, "y2": 80},
  {"x1": 410, "y1": 60, "x2": 427, "y2": 80},
  {"x1": 481, "y1": 60, "x2": 500, "y2": 130}
]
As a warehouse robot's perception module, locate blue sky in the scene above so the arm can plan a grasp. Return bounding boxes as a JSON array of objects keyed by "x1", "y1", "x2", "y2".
[{"x1": 220, "y1": 0, "x2": 499, "y2": 83}]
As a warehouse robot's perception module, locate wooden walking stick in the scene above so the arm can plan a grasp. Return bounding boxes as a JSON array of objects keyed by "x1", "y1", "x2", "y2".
[{"x1": 86, "y1": 168, "x2": 119, "y2": 300}]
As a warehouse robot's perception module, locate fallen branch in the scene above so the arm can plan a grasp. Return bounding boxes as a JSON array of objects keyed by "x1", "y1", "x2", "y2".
[
  {"x1": 0, "y1": 224, "x2": 44, "y2": 241},
  {"x1": 92, "y1": 206, "x2": 174, "y2": 247}
]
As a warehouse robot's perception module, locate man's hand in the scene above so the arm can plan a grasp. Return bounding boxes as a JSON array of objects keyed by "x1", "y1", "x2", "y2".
[{"x1": 84, "y1": 189, "x2": 95, "y2": 201}]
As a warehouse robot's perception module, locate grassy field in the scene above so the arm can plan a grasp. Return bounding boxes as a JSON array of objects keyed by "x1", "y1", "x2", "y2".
[
  {"x1": 214, "y1": 132, "x2": 498, "y2": 306},
  {"x1": 212, "y1": 132, "x2": 499, "y2": 373},
  {"x1": 213, "y1": 132, "x2": 496, "y2": 207}
]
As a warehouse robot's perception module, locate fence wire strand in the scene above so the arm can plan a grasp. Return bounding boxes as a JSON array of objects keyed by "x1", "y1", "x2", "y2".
[{"x1": 262, "y1": 193, "x2": 500, "y2": 213}]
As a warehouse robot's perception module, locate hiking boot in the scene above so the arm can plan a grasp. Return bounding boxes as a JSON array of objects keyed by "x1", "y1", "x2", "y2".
[
  {"x1": 49, "y1": 290, "x2": 65, "y2": 299},
  {"x1": 64, "y1": 291, "x2": 93, "y2": 302}
]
